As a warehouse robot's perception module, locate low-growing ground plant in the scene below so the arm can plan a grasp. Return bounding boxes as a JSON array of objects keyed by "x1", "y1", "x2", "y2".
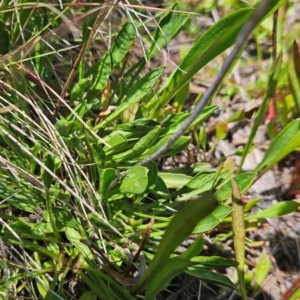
[{"x1": 0, "y1": 0, "x2": 299, "y2": 299}]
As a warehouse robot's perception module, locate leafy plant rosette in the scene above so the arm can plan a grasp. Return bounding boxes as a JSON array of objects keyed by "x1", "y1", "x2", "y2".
[{"x1": 0, "y1": 0, "x2": 299, "y2": 299}]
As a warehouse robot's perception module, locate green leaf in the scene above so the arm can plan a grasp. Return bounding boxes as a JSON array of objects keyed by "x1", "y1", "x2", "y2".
[
  {"x1": 158, "y1": 173, "x2": 191, "y2": 189},
  {"x1": 86, "y1": 23, "x2": 136, "y2": 105},
  {"x1": 255, "y1": 120, "x2": 300, "y2": 172},
  {"x1": 2, "y1": 182, "x2": 43, "y2": 213},
  {"x1": 179, "y1": 236, "x2": 205, "y2": 260},
  {"x1": 193, "y1": 204, "x2": 233, "y2": 234},
  {"x1": 141, "y1": 135, "x2": 191, "y2": 159},
  {"x1": 216, "y1": 121, "x2": 229, "y2": 140},
  {"x1": 185, "y1": 268, "x2": 237, "y2": 290},
  {"x1": 145, "y1": 257, "x2": 196, "y2": 300},
  {"x1": 132, "y1": 193, "x2": 219, "y2": 295},
  {"x1": 80, "y1": 291, "x2": 97, "y2": 300},
  {"x1": 244, "y1": 197, "x2": 261, "y2": 213},
  {"x1": 86, "y1": 53, "x2": 112, "y2": 104},
  {"x1": 173, "y1": 171, "x2": 217, "y2": 197},
  {"x1": 191, "y1": 256, "x2": 238, "y2": 267},
  {"x1": 111, "y1": 125, "x2": 162, "y2": 162},
  {"x1": 71, "y1": 75, "x2": 92, "y2": 102},
  {"x1": 245, "y1": 201, "x2": 300, "y2": 221},
  {"x1": 128, "y1": 3, "x2": 188, "y2": 80},
  {"x1": 65, "y1": 227, "x2": 97, "y2": 268},
  {"x1": 147, "y1": 162, "x2": 158, "y2": 191},
  {"x1": 42, "y1": 154, "x2": 54, "y2": 189},
  {"x1": 94, "y1": 67, "x2": 165, "y2": 130},
  {"x1": 175, "y1": 171, "x2": 231, "y2": 201},
  {"x1": 88, "y1": 143, "x2": 105, "y2": 171},
  {"x1": 215, "y1": 172, "x2": 256, "y2": 201},
  {"x1": 111, "y1": 22, "x2": 136, "y2": 66},
  {"x1": 149, "y1": 1, "x2": 287, "y2": 116},
  {"x1": 106, "y1": 118, "x2": 159, "y2": 134},
  {"x1": 99, "y1": 169, "x2": 116, "y2": 197},
  {"x1": 147, "y1": 3, "x2": 188, "y2": 60},
  {"x1": 160, "y1": 105, "x2": 218, "y2": 137},
  {"x1": 152, "y1": 176, "x2": 170, "y2": 198},
  {"x1": 103, "y1": 132, "x2": 128, "y2": 155},
  {"x1": 67, "y1": 100, "x2": 88, "y2": 119},
  {"x1": 55, "y1": 119, "x2": 80, "y2": 136},
  {"x1": 120, "y1": 166, "x2": 148, "y2": 195}
]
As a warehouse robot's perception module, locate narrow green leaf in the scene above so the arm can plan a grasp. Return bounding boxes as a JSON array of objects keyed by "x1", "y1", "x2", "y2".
[
  {"x1": 216, "y1": 121, "x2": 229, "y2": 140},
  {"x1": 160, "y1": 105, "x2": 218, "y2": 137},
  {"x1": 245, "y1": 201, "x2": 300, "y2": 221},
  {"x1": 179, "y1": 236, "x2": 205, "y2": 260},
  {"x1": 153, "y1": 176, "x2": 170, "y2": 198},
  {"x1": 128, "y1": 3, "x2": 188, "y2": 80},
  {"x1": 111, "y1": 125, "x2": 161, "y2": 162},
  {"x1": 67, "y1": 100, "x2": 88, "y2": 119},
  {"x1": 85, "y1": 23, "x2": 135, "y2": 103},
  {"x1": 173, "y1": 171, "x2": 216, "y2": 197},
  {"x1": 65, "y1": 227, "x2": 97, "y2": 268},
  {"x1": 71, "y1": 76, "x2": 92, "y2": 102},
  {"x1": 185, "y1": 268, "x2": 237, "y2": 290},
  {"x1": 150, "y1": 0, "x2": 286, "y2": 116},
  {"x1": 111, "y1": 22, "x2": 136, "y2": 66},
  {"x1": 148, "y1": 8, "x2": 253, "y2": 115},
  {"x1": 255, "y1": 120, "x2": 300, "y2": 172},
  {"x1": 42, "y1": 154, "x2": 54, "y2": 189},
  {"x1": 87, "y1": 53, "x2": 112, "y2": 103},
  {"x1": 175, "y1": 171, "x2": 231, "y2": 201},
  {"x1": 193, "y1": 204, "x2": 232, "y2": 234},
  {"x1": 191, "y1": 256, "x2": 238, "y2": 267},
  {"x1": 147, "y1": 162, "x2": 158, "y2": 191},
  {"x1": 145, "y1": 257, "x2": 195, "y2": 300},
  {"x1": 148, "y1": 3, "x2": 188, "y2": 59},
  {"x1": 106, "y1": 118, "x2": 159, "y2": 134},
  {"x1": 141, "y1": 135, "x2": 191, "y2": 159},
  {"x1": 94, "y1": 67, "x2": 165, "y2": 130},
  {"x1": 216, "y1": 172, "x2": 256, "y2": 201},
  {"x1": 100, "y1": 169, "x2": 116, "y2": 197},
  {"x1": 103, "y1": 132, "x2": 128, "y2": 155},
  {"x1": 90, "y1": 143, "x2": 105, "y2": 169}
]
